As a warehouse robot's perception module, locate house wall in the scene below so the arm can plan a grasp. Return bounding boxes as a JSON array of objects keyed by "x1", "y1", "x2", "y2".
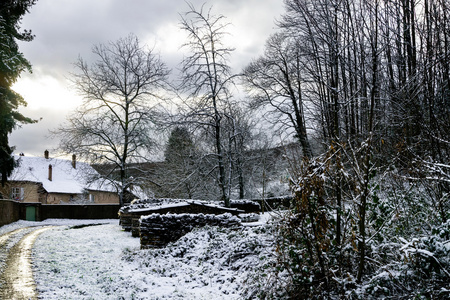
[
  {"x1": 26, "y1": 191, "x2": 119, "y2": 205},
  {"x1": 46, "y1": 193, "x2": 73, "y2": 204},
  {"x1": 0, "y1": 182, "x2": 42, "y2": 203},
  {"x1": 89, "y1": 191, "x2": 120, "y2": 204},
  {"x1": 22, "y1": 184, "x2": 41, "y2": 203}
]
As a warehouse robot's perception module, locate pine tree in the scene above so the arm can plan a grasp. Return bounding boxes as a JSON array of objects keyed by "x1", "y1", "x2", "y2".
[
  {"x1": 161, "y1": 127, "x2": 199, "y2": 199},
  {"x1": 0, "y1": 0, "x2": 36, "y2": 185}
]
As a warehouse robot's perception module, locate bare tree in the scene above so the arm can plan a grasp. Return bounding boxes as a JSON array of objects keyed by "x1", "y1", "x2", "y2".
[
  {"x1": 178, "y1": 3, "x2": 237, "y2": 207},
  {"x1": 243, "y1": 32, "x2": 313, "y2": 159},
  {"x1": 55, "y1": 34, "x2": 170, "y2": 206}
]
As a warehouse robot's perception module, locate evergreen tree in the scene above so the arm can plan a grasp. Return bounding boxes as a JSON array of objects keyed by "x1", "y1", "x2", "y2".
[
  {"x1": 164, "y1": 127, "x2": 195, "y2": 164},
  {"x1": 161, "y1": 127, "x2": 200, "y2": 199},
  {"x1": 0, "y1": 0, "x2": 36, "y2": 185}
]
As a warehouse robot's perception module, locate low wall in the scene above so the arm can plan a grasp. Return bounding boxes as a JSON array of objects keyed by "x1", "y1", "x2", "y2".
[
  {"x1": 140, "y1": 213, "x2": 242, "y2": 249},
  {"x1": 41, "y1": 204, "x2": 121, "y2": 220},
  {"x1": 0, "y1": 199, "x2": 20, "y2": 226},
  {"x1": 119, "y1": 201, "x2": 244, "y2": 234},
  {"x1": 0, "y1": 200, "x2": 120, "y2": 226}
]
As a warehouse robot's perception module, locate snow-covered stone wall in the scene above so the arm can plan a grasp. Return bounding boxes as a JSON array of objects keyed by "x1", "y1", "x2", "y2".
[
  {"x1": 139, "y1": 213, "x2": 242, "y2": 249},
  {"x1": 119, "y1": 199, "x2": 244, "y2": 235}
]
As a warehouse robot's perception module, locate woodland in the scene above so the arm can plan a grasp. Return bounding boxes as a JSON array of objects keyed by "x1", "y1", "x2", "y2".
[{"x1": 2, "y1": 0, "x2": 450, "y2": 298}]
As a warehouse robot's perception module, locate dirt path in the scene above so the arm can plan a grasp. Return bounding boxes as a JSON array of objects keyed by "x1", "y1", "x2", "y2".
[{"x1": 0, "y1": 227, "x2": 54, "y2": 300}]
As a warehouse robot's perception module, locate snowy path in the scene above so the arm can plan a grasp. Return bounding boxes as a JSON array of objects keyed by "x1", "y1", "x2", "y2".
[
  {"x1": 0, "y1": 216, "x2": 275, "y2": 299},
  {"x1": 0, "y1": 226, "x2": 54, "y2": 300}
]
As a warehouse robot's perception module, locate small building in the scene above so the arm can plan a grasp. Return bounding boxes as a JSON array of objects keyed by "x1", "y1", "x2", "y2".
[{"x1": 0, "y1": 151, "x2": 119, "y2": 204}]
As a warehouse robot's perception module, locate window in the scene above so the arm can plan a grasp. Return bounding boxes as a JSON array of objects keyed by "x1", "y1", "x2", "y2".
[
  {"x1": 89, "y1": 194, "x2": 95, "y2": 202},
  {"x1": 11, "y1": 187, "x2": 24, "y2": 201}
]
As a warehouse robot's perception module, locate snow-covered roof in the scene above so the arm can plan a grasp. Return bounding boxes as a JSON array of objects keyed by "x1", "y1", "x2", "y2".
[{"x1": 9, "y1": 155, "x2": 116, "y2": 194}]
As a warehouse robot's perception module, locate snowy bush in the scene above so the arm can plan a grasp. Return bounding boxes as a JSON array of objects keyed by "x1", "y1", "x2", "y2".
[
  {"x1": 356, "y1": 220, "x2": 450, "y2": 299},
  {"x1": 249, "y1": 145, "x2": 450, "y2": 299}
]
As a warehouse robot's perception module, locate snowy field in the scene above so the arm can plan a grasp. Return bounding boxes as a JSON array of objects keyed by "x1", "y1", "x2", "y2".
[{"x1": 0, "y1": 214, "x2": 277, "y2": 299}]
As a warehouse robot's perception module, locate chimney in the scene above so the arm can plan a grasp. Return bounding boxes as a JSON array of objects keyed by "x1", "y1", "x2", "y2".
[
  {"x1": 72, "y1": 154, "x2": 76, "y2": 169},
  {"x1": 48, "y1": 164, "x2": 52, "y2": 181},
  {"x1": 44, "y1": 150, "x2": 49, "y2": 159}
]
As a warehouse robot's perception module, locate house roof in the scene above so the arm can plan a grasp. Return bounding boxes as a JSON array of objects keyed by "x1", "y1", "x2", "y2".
[{"x1": 9, "y1": 154, "x2": 117, "y2": 194}]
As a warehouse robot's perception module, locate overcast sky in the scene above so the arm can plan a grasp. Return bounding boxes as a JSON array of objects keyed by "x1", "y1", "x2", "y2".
[{"x1": 10, "y1": 0, "x2": 284, "y2": 158}]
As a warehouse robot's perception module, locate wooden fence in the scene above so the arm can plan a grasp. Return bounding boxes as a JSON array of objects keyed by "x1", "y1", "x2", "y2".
[
  {"x1": 0, "y1": 199, "x2": 20, "y2": 227},
  {"x1": 0, "y1": 199, "x2": 120, "y2": 227}
]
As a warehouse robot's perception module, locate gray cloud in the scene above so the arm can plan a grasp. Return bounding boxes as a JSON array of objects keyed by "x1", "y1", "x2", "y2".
[
  {"x1": 13, "y1": 0, "x2": 285, "y2": 156},
  {"x1": 10, "y1": 108, "x2": 67, "y2": 157}
]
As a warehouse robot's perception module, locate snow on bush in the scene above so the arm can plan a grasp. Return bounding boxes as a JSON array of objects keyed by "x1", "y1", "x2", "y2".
[{"x1": 357, "y1": 220, "x2": 450, "y2": 299}]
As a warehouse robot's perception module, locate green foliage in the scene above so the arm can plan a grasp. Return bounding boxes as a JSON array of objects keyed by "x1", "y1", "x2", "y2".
[
  {"x1": 159, "y1": 126, "x2": 201, "y2": 198},
  {"x1": 164, "y1": 126, "x2": 195, "y2": 163},
  {"x1": 0, "y1": 0, "x2": 37, "y2": 184},
  {"x1": 361, "y1": 220, "x2": 450, "y2": 299}
]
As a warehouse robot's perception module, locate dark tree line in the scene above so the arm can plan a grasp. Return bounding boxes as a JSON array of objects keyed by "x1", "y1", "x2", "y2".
[{"x1": 242, "y1": 0, "x2": 450, "y2": 298}]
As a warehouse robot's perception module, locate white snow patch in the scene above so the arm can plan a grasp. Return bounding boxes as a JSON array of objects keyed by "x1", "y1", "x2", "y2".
[{"x1": 1, "y1": 213, "x2": 277, "y2": 299}]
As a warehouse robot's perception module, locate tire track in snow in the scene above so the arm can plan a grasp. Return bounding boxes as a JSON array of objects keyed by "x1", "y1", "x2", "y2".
[
  {"x1": 0, "y1": 227, "x2": 32, "y2": 274},
  {"x1": 0, "y1": 228, "x2": 30, "y2": 247},
  {"x1": 0, "y1": 227, "x2": 54, "y2": 300}
]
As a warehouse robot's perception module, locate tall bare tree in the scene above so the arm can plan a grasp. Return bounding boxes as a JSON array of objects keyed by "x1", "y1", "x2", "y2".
[
  {"x1": 178, "y1": 3, "x2": 236, "y2": 207},
  {"x1": 243, "y1": 33, "x2": 313, "y2": 159},
  {"x1": 55, "y1": 34, "x2": 170, "y2": 206}
]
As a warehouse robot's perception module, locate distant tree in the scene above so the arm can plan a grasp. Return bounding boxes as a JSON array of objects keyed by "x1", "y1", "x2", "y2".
[
  {"x1": 0, "y1": 0, "x2": 37, "y2": 185},
  {"x1": 55, "y1": 34, "x2": 170, "y2": 206},
  {"x1": 161, "y1": 126, "x2": 199, "y2": 198},
  {"x1": 178, "y1": 3, "x2": 237, "y2": 207}
]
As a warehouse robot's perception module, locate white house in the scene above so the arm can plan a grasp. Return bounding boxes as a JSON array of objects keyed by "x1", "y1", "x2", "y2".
[{"x1": 0, "y1": 151, "x2": 120, "y2": 204}]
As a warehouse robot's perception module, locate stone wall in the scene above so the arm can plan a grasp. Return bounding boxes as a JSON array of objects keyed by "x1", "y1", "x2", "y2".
[
  {"x1": 119, "y1": 201, "x2": 244, "y2": 234},
  {"x1": 140, "y1": 213, "x2": 241, "y2": 249},
  {"x1": 252, "y1": 196, "x2": 292, "y2": 211},
  {"x1": 229, "y1": 200, "x2": 261, "y2": 213}
]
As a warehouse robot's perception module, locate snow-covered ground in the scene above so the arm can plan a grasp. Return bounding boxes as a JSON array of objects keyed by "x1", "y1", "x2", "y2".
[{"x1": 0, "y1": 213, "x2": 277, "y2": 299}]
